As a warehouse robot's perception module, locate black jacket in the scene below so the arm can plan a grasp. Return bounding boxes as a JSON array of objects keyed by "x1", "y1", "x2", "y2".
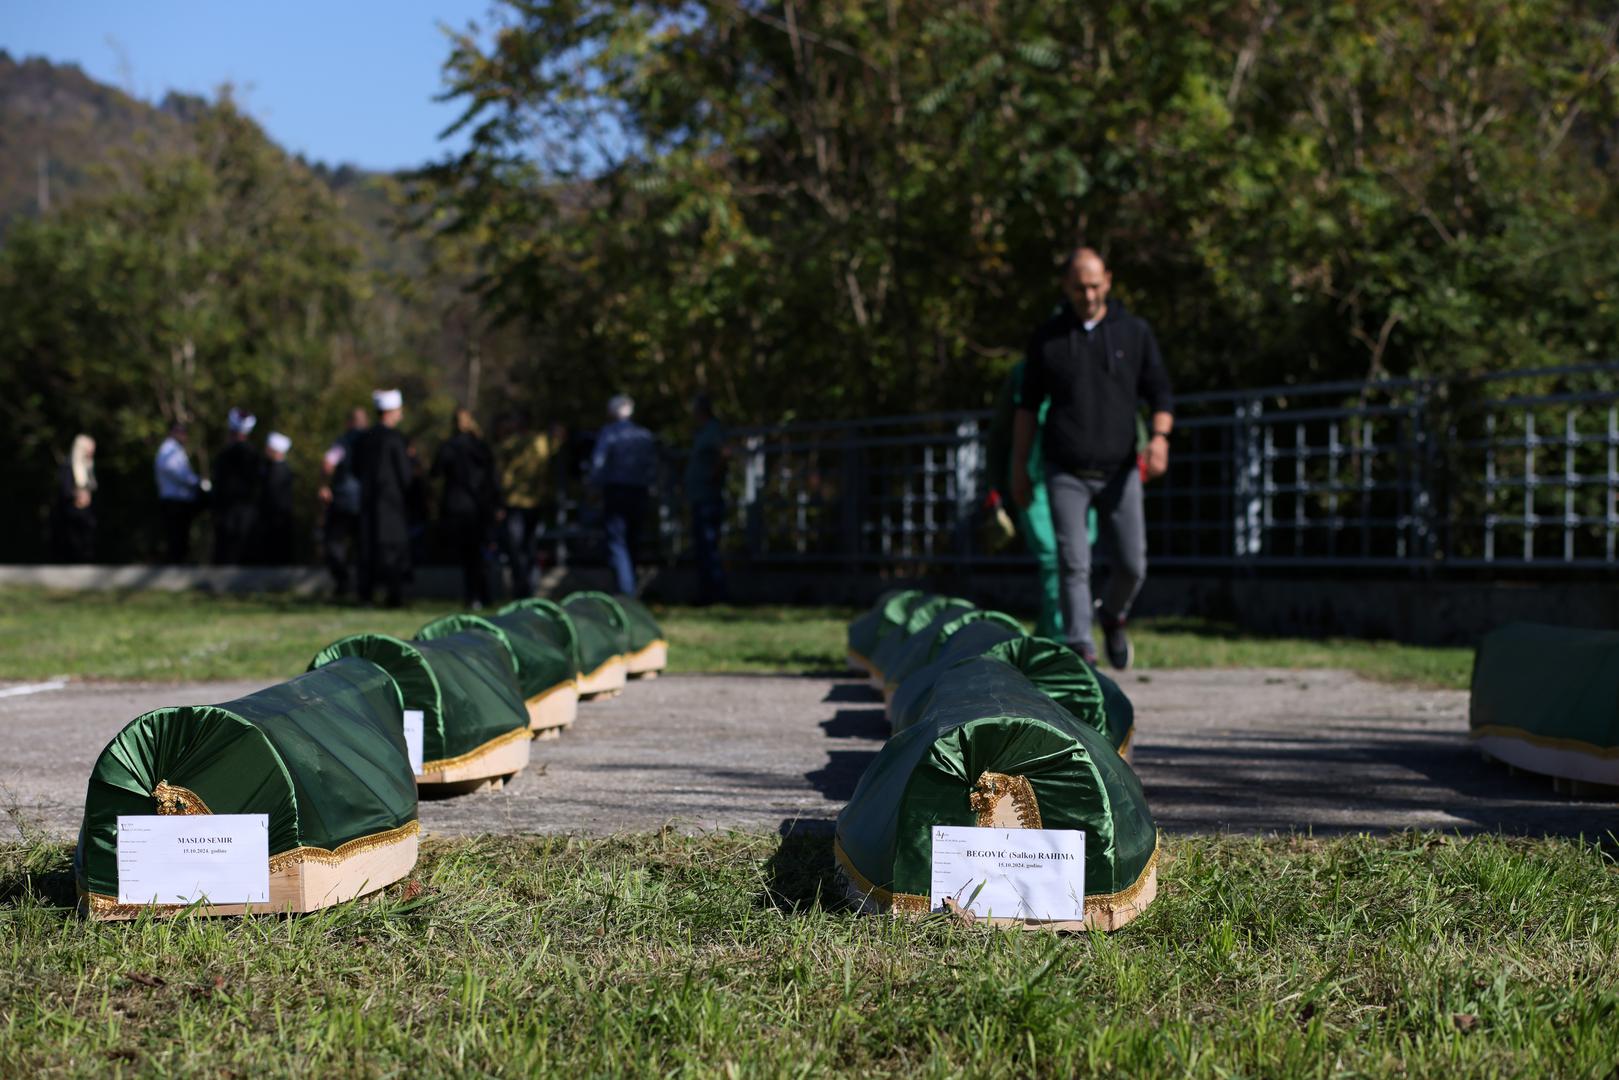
[
  {"x1": 355, "y1": 425, "x2": 413, "y2": 546},
  {"x1": 432, "y1": 433, "x2": 501, "y2": 521},
  {"x1": 1019, "y1": 299, "x2": 1174, "y2": 473}
]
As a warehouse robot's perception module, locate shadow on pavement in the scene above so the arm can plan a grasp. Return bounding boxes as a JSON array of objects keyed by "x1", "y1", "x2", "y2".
[
  {"x1": 804, "y1": 749, "x2": 879, "y2": 802},
  {"x1": 822, "y1": 681, "x2": 882, "y2": 704},
  {"x1": 819, "y1": 708, "x2": 889, "y2": 741},
  {"x1": 1137, "y1": 723, "x2": 1619, "y2": 839}
]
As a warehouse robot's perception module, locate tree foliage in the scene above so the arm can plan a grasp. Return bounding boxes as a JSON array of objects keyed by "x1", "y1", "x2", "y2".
[
  {"x1": 419, "y1": 0, "x2": 1619, "y2": 427},
  {"x1": 0, "y1": 99, "x2": 453, "y2": 560}
]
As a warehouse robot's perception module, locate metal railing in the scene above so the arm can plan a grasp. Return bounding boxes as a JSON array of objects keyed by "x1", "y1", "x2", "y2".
[{"x1": 549, "y1": 363, "x2": 1619, "y2": 573}]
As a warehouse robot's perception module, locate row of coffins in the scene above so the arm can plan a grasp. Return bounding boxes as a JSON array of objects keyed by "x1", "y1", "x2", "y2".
[
  {"x1": 75, "y1": 592, "x2": 667, "y2": 920},
  {"x1": 839, "y1": 589, "x2": 1158, "y2": 930},
  {"x1": 1470, "y1": 622, "x2": 1619, "y2": 794}
]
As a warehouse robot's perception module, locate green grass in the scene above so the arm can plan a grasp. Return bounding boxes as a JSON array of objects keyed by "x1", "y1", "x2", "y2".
[
  {"x1": 0, "y1": 588, "x2": 1473, "y2": 687},
  {"x1": 2, "y1": 831, "x2": 1615, "y2": 1076}
]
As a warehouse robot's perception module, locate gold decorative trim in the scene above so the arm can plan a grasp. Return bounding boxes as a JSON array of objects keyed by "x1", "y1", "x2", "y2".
[
  {"x1": 1116, "y1": 728, "x2": 1134, "y2": 757},
  {"x1": 83, "y1": 821, "x2": 421, "y2": 917},
  {"x1": 1470, "y1": 724, "x2": 1619, "y2": 759},
  {"x1": 970, "y1": 772, "x2": 1044, "y2": 829},
  {"x1": 833, "y1": 829, "x2": 1162, "y2": 921},
  {"x1": 526, "y1": 680, "x2": 576, "y2": 706},
  {"x1": 267, "y1": 820, "x2": 421, "y2": 871},
  {"x1": 846, "y1": 648, "x2": 873, "y2": 674},
  {"x1": 153, "y1": 780, "x2": 212, "y2": 815},
  {"x1": 625, "y1": 640, "x2": 667, "y2": 666},
  {"x1": 1084, "y1": 835, "x2": 1160, "y2": 919},
  {"x1": 580, "y1": 656, "x2": 624, "y2": 683},
  {"x1": 420, "y1": 728, "x2": 531, "y2": 774}
]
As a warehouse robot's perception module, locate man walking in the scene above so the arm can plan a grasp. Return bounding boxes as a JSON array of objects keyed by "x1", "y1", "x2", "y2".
[
  {"x1": 1011, "y1": 247, "x2": 1173, "y2": 670},
  {"x1": 154, "y1": 421, "x2": 205, "y2": 563},
  {"x1": 354, "y1": 389, "x2": 413, "y2": 607},
  {"x1": 589, "y1": 394, "x2": 657, "y2": 596}
]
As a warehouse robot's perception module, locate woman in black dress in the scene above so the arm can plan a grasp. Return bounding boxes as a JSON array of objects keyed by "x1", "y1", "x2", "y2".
[
  {"x1": 51, "y1": 434, "x2": 97, "y2": 562},
  {"x1": 432, "y1": 408, "x2": 502, "y2": 608}
]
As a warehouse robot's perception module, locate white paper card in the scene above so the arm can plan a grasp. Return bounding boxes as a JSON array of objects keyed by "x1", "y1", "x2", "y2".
[
  {"x1": 116, "y1": 814, "x2": 270, "y2": 906},
  {"x1": 402, "y1": 709, "x2": 425, "y2": 775},
  {"x1": 930, "y1": 826, "x2": 1086, "y2": 921}
]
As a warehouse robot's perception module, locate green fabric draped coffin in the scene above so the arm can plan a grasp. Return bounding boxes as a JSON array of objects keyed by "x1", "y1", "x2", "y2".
[
  {"x1": 880, "y1": 608, "x2": 1026, "y2": 692},
  {"x1": 309, "y1": 631, "x2": 527, "y2": 767},
  {"x1": 847, "y1": 589, "x2": 925, "y2": 671},
  {"x1": 561, "y1": 592, "x2": 632, "y2": 677},
  {"x1": 835, "y1": 656, "x2": 1157, "y2": 910},
  {"x1": 614, "y1": 594, "x2": 667, "y2": 655},
  {"x1": 868, "y1": 595, "x2": 975, "y2": 683},
  {"x1": 891, "y1": 634, "x2": 1135, "y2": 754},
  {"x1": 76, "y1": 657, "x2": 418, "y2": 900},
  {"x1": 1470, "y1": 621, "x2": 1619, "y2": 784},
  {"x1": 418, "y1": 611, "x2": 574, "y2": 702}
]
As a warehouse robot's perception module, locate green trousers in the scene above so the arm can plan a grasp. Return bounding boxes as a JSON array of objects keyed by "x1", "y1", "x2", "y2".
[{"x1": 1015, "y1": 487, "x2": 1097, "y2": 640}]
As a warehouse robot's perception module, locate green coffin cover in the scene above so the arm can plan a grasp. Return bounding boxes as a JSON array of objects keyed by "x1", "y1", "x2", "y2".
[
  {"x1": 75, "y1": 657, "x2": 418, "y2": 900},
  {"x1": 891, "y1": 634, "x2": 1128, "y2": 752},
  {"x1": 869, "y1": 595, "x2": 974, "y2": 681},
  {"x1": 835, "y1": 656, "x2": 1157, "y2": 912},
  {"x1": 309, "y1": 631, "x2": 527, "y2": 765},
  {"x1": 561, "y1": 592, "x2": 632, "y2": 677},
  {"x1": 847, "y1": 589, "x2": 925, "y2": 666},
  {"x1": 611, "y1": 593, "x2": 666, "y2": 653},
  {"x1": 416, "y1": 613, "x2": 572, "y2": 702},
  {"x1": 1470, "y1": 622, "x2": 1619, "y2": 769},
  {"x1": 881, "y1": 608, "x2": 1025, "y2": 691},
  {"x1": 497, "y1": 599, "x2": 582, "y2": 674}
]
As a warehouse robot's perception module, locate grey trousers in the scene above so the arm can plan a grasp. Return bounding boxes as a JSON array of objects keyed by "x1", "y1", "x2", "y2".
[{"x1": 1047, "y1": 464, "x2": 1147, "y2": 652}]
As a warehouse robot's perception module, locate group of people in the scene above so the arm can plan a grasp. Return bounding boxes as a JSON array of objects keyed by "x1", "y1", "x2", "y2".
[
  {"x1": 47, "y1": 243, "x2": 1160, "y2": 643},
  {"x1": 154, "y1": 409, "x2": 296, "y2": 566}
]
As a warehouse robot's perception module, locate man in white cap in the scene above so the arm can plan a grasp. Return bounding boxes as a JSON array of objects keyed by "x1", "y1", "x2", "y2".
[
  {"x1": 589, "y1": 393, "x2": 657, "y2": 595},
  {"x1": 212, "y1": 407, "x2": 260, "y2": 564},
  {"x1": 353, "y1": 389, "x2": 412, "y2": 606},
  {"x1": 258, "y1": 432, "x2": 295, "y2": 564}
]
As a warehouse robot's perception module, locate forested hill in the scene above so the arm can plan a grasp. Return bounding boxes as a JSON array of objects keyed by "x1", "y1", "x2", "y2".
[
  {"x1": 0, "y1": 52, "x2": 409, "y2": 271},
  {"x1": 0, "y1": 52, "x2": 188, "y2": 229}
]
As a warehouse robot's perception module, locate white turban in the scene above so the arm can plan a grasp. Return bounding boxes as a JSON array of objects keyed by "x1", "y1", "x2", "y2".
[
  {"x1": 267, "y1": 432, "x2": 292, "y2": 455},
  {"x1": 373, "y1": 388, "x2": 404, "y2": 412},
  {"x1": 227, "y1": 408, "x2": 257, "y2": 435}
]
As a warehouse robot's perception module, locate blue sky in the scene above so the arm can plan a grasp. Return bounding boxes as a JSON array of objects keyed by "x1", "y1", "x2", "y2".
[{"x1": 1, "y1": 0, "x2": 500, "y2": 171}]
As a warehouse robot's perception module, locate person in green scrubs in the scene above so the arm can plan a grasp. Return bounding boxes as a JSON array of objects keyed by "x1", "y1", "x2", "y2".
[{"x1": 987, "y1": 358, "x2": 1069, "y2": 639}]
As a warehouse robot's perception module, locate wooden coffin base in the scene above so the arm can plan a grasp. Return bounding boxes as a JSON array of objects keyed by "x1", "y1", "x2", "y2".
[
  {"x1": 418, "y1": 728, "x2": 531, "y2": 795},
  {"x1": 577, "y1": 657, "x2": 628, "y2": 699},
  {"x1": 626, "y1": 639, "x2": 668, "y2": 679},
  {"x1": 82, "y1": 821, "x2": 420, "y2": 920},
  {"x1": 1474, "y1": 727, "x2": 1619, "y2": 800},
  {"x1": 526, "y1": 682, "x2": 578, "y2": 737},
  {"x1": 834, "y1": 770, "x2": 1159, "y2": 933},
  {"x1": 846, "y1": 649, "x2": 874, "y2": 678}
]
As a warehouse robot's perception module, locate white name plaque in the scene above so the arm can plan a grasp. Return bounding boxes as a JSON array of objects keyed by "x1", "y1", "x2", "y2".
[
  {"x1": 402, "y1": 709, "x2": 425, "y2": 775},
  {"x1": 116, "y1": 814, "x2": 270, "y2": 906},
  {"x1": 930, "y1": 826, "x2": 1086, "y2": 921}
]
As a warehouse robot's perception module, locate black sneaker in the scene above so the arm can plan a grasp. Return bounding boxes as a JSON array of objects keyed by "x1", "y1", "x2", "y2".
[{"x1": 1100, "y1": 616, "x2": 1134, "y2": 671}]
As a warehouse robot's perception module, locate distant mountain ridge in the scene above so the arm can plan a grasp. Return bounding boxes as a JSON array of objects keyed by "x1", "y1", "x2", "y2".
[{"x1": 0, "y1": 51, "x2": 409, "y2": 263}]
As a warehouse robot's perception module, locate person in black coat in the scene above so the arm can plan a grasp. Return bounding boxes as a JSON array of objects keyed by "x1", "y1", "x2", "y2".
[
  {"x1": 257, "y1": 431, "x2": 295, "y2": 564},
  {"x1": 432, "y1": 408, "x2": 502, "y2": 608},
  {"x1": 212, "y1": 408, "x2": 261, "y2": 564},
  {"x1": 51, "y1": 434, "x2": 97, "y2": 563},
  {"x1": 354, "y1": 389, "x2": 413, "y2": 607}
]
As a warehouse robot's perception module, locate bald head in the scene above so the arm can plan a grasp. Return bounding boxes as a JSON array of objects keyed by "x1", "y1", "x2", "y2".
[{"x1": 1062, "y1": 246, "x2": 1111, "y2": 323}]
